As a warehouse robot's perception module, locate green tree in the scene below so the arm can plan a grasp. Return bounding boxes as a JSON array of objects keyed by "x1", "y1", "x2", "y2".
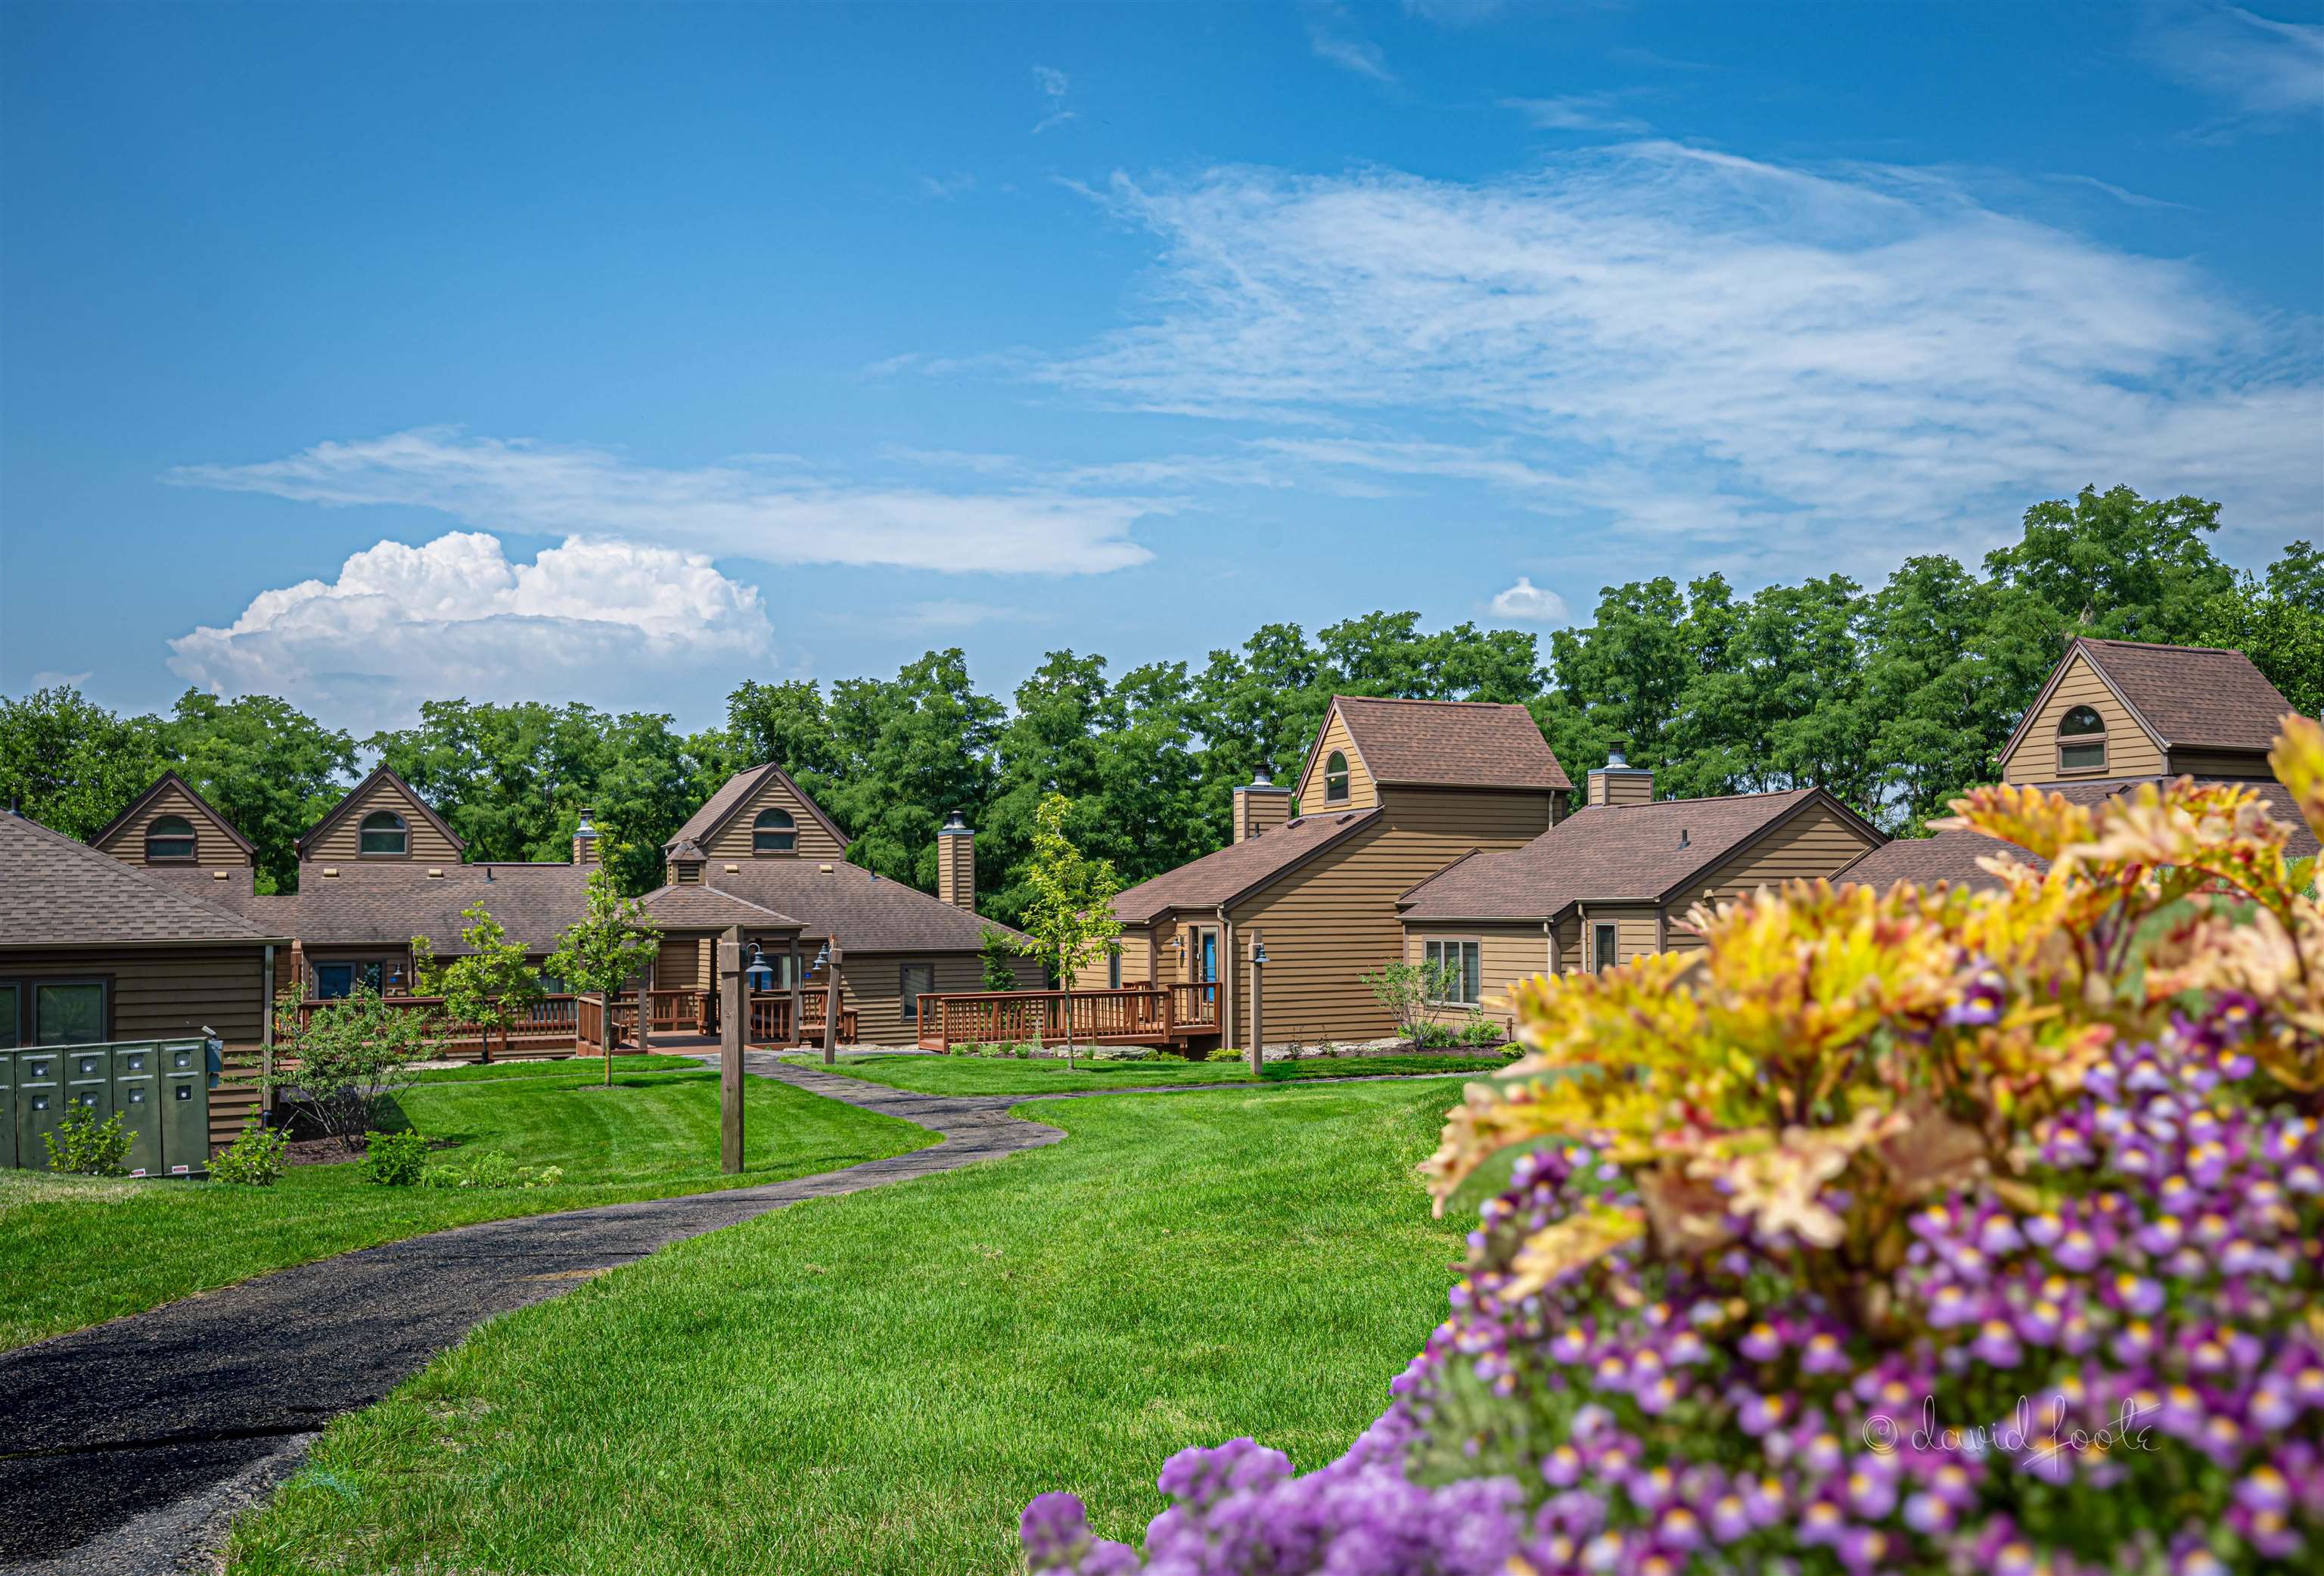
[
  {"x1": 980, "y1": 927, "x2": 1021, "y2": 991},
  {"x1": 1014, "y1": 792, "x2": 1121, "y2": 1070},
  {"x1": 265, "y1": 986, "x2": 436, "y2": 1149},
  {"x1": 167, "y1": 689, "x2": 356, "y2": 892},
  {"x1": 548, "y1": 868, "x2": 663, "y2": 1086},
  {"x1": 2197, "y1": 550, "x2": 2324, "y2": 718},
  {"x1": 414, "y1": 904, "x2": 543, "y2": 1064},
  {"x1": 822, "y1": 649, "x2": 1002, "y2": 889},
  {"x1": 0, "y1": 686, "x2": 167, "y2": 838}
]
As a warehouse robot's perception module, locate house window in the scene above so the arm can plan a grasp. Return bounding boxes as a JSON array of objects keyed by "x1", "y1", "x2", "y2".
[
  {"x1": 1425, "y1": 940, "x2": 1481, "y2": 1005},
  {"x1": 753, "y1": 808, "x2": 797, "y2": 853},
  {"x1": 901, "y1": 962, "x2": 936, "y2": 1027},
  {"x1": 314, "y1": 961, "x2": 388, "y2": 999},
  {"x1": 1108, "y1": 953, "x2": 1122, "y2": 990},
  {"x1": 30, "y1": 980, "x2": 106, "y2": 1045},
  {"x1": 0, "y1": 983, "x2": 17, "y2": 1047},
  {"x1": 1592, "y1": 923, "x2": 1618, "y2": 974},
  {"x1": 1324, "y1": 751, "x2": 1350, "y2": 803},
  {"x1": 2058, "y1": 705, "x2": 2108, "y2": 773},
  {"x1": 145, "y1": 814, "x2": 197, "y2": 862},
  {"x1": 359, "y1": 810, "x2": 408, "y2": 856}
]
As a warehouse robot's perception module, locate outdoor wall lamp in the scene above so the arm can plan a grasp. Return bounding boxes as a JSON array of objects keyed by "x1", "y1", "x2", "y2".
[
  {"x1": 1251, "y1": 939, "x2": 1269, "y2": 966},
  {"x1": 744, "y1": 941, "x2": 775, "y2": 993}
]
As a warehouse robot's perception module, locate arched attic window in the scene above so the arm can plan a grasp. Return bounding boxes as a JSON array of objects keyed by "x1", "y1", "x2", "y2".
[
  {"x1": 753, "y1": 807, "x2": 797, "y2": 854},
  {"x1": 2057, "y1": 705, "x2": 2108, "y2": 773},
  {"x1": 145, "y1": 814, "x2": 197, "y2": 862},
  {"x1": 359, "y1": 810, "x2": 409, "y2": 856},
  {"x1": 1324, "y1": 751, "x2": 1350, "y2": 804}
]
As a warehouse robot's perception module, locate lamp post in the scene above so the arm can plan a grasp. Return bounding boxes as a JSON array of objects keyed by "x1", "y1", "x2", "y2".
[
  {"x1": 718, "y1": 925, "x2": 745, "y2": 1174},
  {"x1": 822, "y1": 937, "x2": 843, "y2": 1065},
  {"x1": 1247, "y1": 934, "x2": 1266, "y2": 1077}
]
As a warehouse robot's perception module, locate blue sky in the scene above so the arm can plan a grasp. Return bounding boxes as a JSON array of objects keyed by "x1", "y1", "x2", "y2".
[{"x1": 3, "y1": 1, "x2": 2319, "y2": 735}]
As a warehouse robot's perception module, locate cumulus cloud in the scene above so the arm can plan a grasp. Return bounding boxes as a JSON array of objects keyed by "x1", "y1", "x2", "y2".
[
  {"x1": 1489, "y1": 577, "x2": 1569, "y2": 623},
  {"x1": 167, "y1": 533, "x2": 773, "y2": 729},
  {"x1": 1043, "y1": 143, "x2": 2322, "y2": 565},
  {"x1": 2145, "y1": 4, "x2": 2324, "y2": 124},
  {"x1": 166, "y1": 429, "x2": 1158, "y2": 576}
]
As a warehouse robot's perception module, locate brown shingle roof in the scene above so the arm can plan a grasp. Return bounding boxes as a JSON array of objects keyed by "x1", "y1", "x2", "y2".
[
  {"x1": 0, "y1": 813, "x2": 283, "y2": 947},
  {"x1": 640, "y1": 884, "x2": 803, "y2": 931},
  {"x1": 1108, "y1": 808, "x2": 1384, "y2": 926},
  {"x1": 1839, "y1": 777, "x2": 2322, "y2": 894},
  {"x1": 665, "y1": 764, "x2": 849, "y2": 853},
  {"x1": 701, "y1": 861, "x2": 1024, "y2": 952},
  {"x1": 2075, "y1": 639, "x2": 2293, "y2": 752},
  {"x1": 268, "y1": 862, "x2": 591, "y2": 954},
  {"x1": 1334, "y1": 697, "x2": 1571, "y2": 791},
  {"x1": 1399, "y1": 789, "x2": 1853, "y2": 920}
]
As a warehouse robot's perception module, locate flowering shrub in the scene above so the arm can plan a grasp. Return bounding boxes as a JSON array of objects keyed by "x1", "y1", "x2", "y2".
[{"x1": 1026, "y1": 717, "x2": 2324, "y2": 1576}]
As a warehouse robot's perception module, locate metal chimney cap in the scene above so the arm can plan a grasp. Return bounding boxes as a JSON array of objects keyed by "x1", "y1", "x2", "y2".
[
  {"x1": 940, "y1": 809, "x2": 972, "y2": 834},
  {"x1": 574, "y1": 807, "x2": 598, "y2": 838},
  {"x1": 1251, "y1": 766, "x2": 1274, "y2": 788},
  {"x1": 1605, "y1": 748, "x2": 1628, "y2": 769}
]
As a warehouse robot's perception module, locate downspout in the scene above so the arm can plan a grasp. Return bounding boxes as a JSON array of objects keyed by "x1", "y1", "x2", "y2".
[
  {"x1": 261, "y1": 942, "x2": 275, "y2": 1117},
  {"x1": 1216, "y1": 904, "x2": 1235, "y2": 1054}
]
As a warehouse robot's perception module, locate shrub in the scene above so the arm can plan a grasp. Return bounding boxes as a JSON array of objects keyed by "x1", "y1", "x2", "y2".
[
  {"x1": 268, "y1": 987, "x2": 436, "y2": 1150},
  {"x1": 359, "y1": 1128, "x2": 430, "y2": 1186},
  {"x1": 1026, "y1": 720, "x2": 2324, "y2": 1575},
  {"x1": 421, "y1": 1150, "x2": 563, "y2": 1190},
  {"x1": 45, "y1": 1105, "x2": 132, "y2": 1177},
  {"x1": 211, "y1": 1119, "x2": 289, "y2": 1186},
  {"x1": 1360, "y1": 959, "x2": 1462, "y2": 1049}
]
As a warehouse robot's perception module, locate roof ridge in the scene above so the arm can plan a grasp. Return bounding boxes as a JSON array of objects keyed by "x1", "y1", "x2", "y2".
[
  {"x1": 1579, "y1": 787, "x2": 1815, "y2": 810},
  {"x1": 2078, "y1": 636, "x2": 2242, "y2": 656},
  {"x1": 1335, "y1": 693, "x2": 1529, "y2": 709}
]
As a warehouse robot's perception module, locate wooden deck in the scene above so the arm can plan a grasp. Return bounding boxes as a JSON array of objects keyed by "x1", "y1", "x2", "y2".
[{"x1": 912, "y1": 985, "x2": 1220, "y2": 1052}]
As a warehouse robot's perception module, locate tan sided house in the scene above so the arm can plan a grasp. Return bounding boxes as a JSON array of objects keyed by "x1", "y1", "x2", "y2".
[
  {"x1": 1841, "y1": 637, "x2": 2319, "y2": 893},
  {"x1": 1397, "y1": 761, "x2": 1884, "y2": 1037},
  {"x1": 1092, "y1": 696, "x2": 1572, "y2": 1049}
]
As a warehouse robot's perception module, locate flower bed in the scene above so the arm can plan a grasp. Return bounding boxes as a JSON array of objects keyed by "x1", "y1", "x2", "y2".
[{"x1": 1027, "y1": 720, "x2": 2324, "y2": 1575}]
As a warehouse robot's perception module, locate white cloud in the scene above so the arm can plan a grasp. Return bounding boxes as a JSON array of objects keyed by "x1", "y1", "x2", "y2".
[
  {"x1": 919, "y1": 173, "x2": 977, "y2": 200},
  {"x1": 1032, "y1": 64, "x2": 1078, "y2": 133},
  {"x1": 1305, "y1": 6, "x2": 1395, "y2": 82},
  {"x1": 1490, "y1": 577, "x2": 1569, "y2": 623},
  {"x1": 2145, "y1": 4, "x2": 2324, "y2": 123},
  {"x1": 28, "y1": 670, "x2": 93, "y2": 690},
  {"x1": 1502, "y1": 94, "x2": 1651, "y2": 134},
  {"x1": 166, "y1": 429, "x2": 1159, "y2": 577},
  {"x1": 1043, "y1": 143, "x2": 2322, "y2": 565},
  {"x1": 166, "y1": 533, "x2": 775, "y2": 729}
]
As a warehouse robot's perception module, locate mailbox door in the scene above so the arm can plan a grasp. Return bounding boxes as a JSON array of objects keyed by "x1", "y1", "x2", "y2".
[
  {"x1": 159, "y1": 1040, "x2": 210, "y2": 1177},
  {"x1": 110, "y1": 1043, "x2": 163, "y2": 1177},
  {"x1": 16, "y1": 1051, "x2": 66, "y2": 1170},
  {"x1": 65, "y1": 1047, "x2": 111, "y2": 1132}
]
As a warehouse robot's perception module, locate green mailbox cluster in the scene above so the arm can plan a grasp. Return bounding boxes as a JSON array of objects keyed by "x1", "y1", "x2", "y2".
[{"x1": 2, "y1": 1039, "x2": 210, "y2": 1177}]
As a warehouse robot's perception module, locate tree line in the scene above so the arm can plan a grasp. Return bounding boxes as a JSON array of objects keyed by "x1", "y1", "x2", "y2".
[{"x1": 4, "y1": 485, "x2": 2316, "y2": 924}]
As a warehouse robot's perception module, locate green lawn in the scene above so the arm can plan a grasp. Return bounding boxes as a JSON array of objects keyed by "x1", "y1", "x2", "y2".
[
  {"x1": 227, "y1": 1080, "x2": 1471, "y2": 1576},
  {"x1": 780, "y1": 1048, "x2": 1514, "y2": 1096},
  {"x1": 404, "y1": 1052, "x2": 715, "y2": 1085},
  {"x1": 0, "y1": 1068, "x2": 931, "y2": 1352}
]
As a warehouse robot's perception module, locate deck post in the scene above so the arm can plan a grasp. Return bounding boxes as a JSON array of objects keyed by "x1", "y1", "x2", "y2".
[
  {"x1": 788, "y1": 936, "x2": 803, "y2": 1049},
  {"x1": 719, "y1": 925, "x2": 744, "y2": 1175},
  {"x1": 822, "y1": 938, "x2": 842, "y2": 1065}
]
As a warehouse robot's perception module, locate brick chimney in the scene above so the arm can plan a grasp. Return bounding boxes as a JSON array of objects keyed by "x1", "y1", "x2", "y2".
[
  {"x1": 1586, "y1": 750, "x2": 1654, "y2": 807},
  {"x1": 573, "y1": 807, "x2": 601, "y2": 865},
  {"x1": 1232, "y1": 769, "x2": 1294, "y2": 843},
  {"x1": 937, "y1": 809, "x2": 975, "y2": 911}
]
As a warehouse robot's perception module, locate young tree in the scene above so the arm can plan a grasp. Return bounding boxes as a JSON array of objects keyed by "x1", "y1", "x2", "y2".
[
  {"x1": 266, "y1": 986, "x2": 437, "y2": 1150},
  {"x1": 414, "y1": 903, "x2": 542, "y2": 1064},
  {"x1": 980, "y1": 927, "x2": 1022, "y2": 991},
  {"x1": 1013, "y1": 792, "x2": 1121, "y2": 1070},
  {"x1": 1361, "y1": 958, "x2": 1464, "y2": 1051},
  {"x1": 548, "y1": 869, "x2": 663, "y2": 1086}
]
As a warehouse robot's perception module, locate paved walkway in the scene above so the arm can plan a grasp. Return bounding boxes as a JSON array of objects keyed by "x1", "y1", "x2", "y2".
[{"x1": 0, "y1": 1058, "x2": 1477, "y2": 1573}]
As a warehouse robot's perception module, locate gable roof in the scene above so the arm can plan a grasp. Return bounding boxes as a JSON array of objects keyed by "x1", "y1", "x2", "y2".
[
  {"x1": 702, "y1": 859, "x2": 1025, "y2": 952},
  {"x1": 1108, "y1": 807, "x2": 1384, "y2": 927},
  {"x1": 0, "y1": 812, "x2": 283, "y2": 947},
  {"x1": 294, "y1": 766, "x2": 466, "y2": 859},
  {"x1": 665, "y1": 763, "x2": 849, "y2": 853},
  {"x1": 1838, "y1": 776, "x2": 2322, "y2": 895},
  {"x1": 1399, "y1": 788, "x2": 1875, "y2": 922},
  {"x1": 1999, "y1": 639, "x2": 2296, "y2": 766},
  {"x1": 1328, "y1": 696, "x2": 1571, "y2": 792},
  {"x1": 92, "y1": 771, "x2": 256, "y2": 859},
  {"x1": 261, "y1": 862, "x2": 589, "y2": 954}
]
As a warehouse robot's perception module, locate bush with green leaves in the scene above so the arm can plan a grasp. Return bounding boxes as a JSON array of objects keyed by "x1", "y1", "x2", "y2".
[
  {"x1": 210, "y1": 1119, "x2": 289, "y2": 1186},
  {"x1": 421, "y1": 1150, "x2": 564, "y2": 1190},
  {"x1": 359, "y1": 1128, "x2": 430, "y2": 1186},
  {"x1": 268, "y1": 986, "x2": 436, "y2": 1149},
  {"x1": 44, "y1": 1105, "x2": 132, "y2": 1177}
]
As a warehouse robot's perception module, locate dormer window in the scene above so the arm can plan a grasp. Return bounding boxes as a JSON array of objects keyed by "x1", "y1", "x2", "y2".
[
  {"x1": 753, "y1": 808, "x2": 797, "y2": 854},
  {"x1": 2058, "y1": 705, "x2": 2108, "y2": 773},
  {"x1": 359, "y1": 810, "x2": 409, "y2": 856},
  {"x1": 145, "y1": 815, "x2": 197, "y2": 862},
  {"x1": 1324, "y1": 751, "x2": 1350, "y2": 804}
]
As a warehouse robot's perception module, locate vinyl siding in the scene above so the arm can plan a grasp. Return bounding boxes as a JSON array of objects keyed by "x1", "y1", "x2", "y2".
[
  {"x1": 2001, "y1": 653, "x2": 2165, "y2": 784},
  {"x1": 702, "y1": 774, "x2": 847, "y2": 862},
  {"x1": 654, "y1": 935, "x2": 713, "y2": 992},
  {"x1": 95, "y1": 781, "x2": 250, "y2": 869},
  {"x1": 1568, "y1": 905, "x2": 1661, "y2": 971},
  {"x1": 1664, "y1": 800, "x2": 1884, "y2": 949},
  {"x1": 0, "y1": 944, "x2": 269, "y2": 1049},
  {"x1": 1295, "y1": 707, "x2": 1377, "y2": 814},
  {"x1": 1072, "y1": 925, "x2": 1152, "y2": 989},
  {"x1": 836, "y1": 950, "x2": 1043, "y2": 1046},
  {"x1": 306, "y1": 779, "x2": 461, "y2": 864},
  {"x1": 1403, "y1": 923, "x2": 1550, "y2": 1033},
  {"x1": 2167, "y1": 748, "x2": 2281, "y2": 782},
  {"x1": 1222, "y1": 786, "x2": 1557, "y2": 1043}
]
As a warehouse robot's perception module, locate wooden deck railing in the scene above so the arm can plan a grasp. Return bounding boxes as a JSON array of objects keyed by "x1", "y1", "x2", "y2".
[
  {"x1": 912, "y1": 987, "x2": 1218, "y2": 1051},
  {"x1": 292, "y1": 993, "x2": 582, "y2": 1062},
  {"x1": 744, "y1": 989, "x2": 855, "y2": 1046}
]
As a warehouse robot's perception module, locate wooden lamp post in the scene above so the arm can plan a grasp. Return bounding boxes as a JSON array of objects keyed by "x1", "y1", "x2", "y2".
[
  {"x1": 719, "y1": 925, "x2": 744, "y2": 1174},
  {"x1": 1248, "y1": 931, "x2": 1266, "y2": 1077}
]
